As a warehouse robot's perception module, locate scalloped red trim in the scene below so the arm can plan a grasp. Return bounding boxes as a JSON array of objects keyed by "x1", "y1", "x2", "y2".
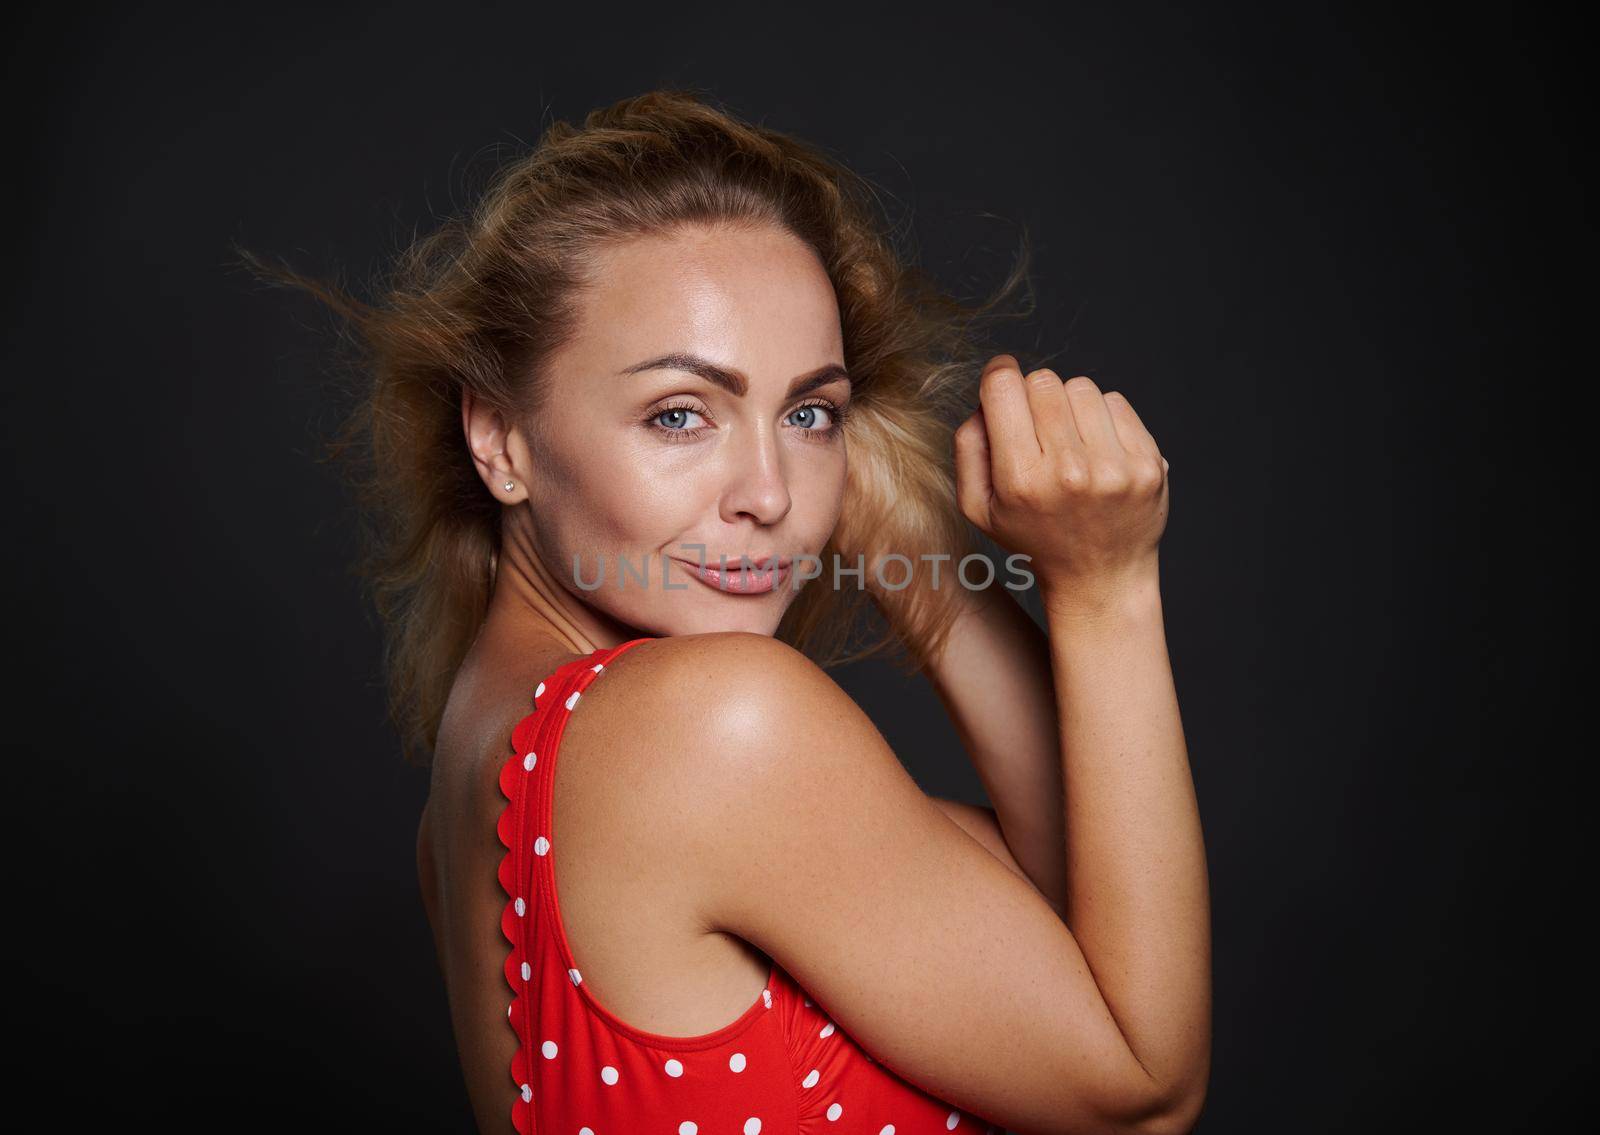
[
  {"x1": 496, "y1": 706, "x2": 540, "y2": 1133},
  {"x1": 494, "y1": 642, "x2": 645, "y2": 1132}
]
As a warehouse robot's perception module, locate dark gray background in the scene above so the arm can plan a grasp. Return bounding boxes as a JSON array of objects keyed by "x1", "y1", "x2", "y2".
[{"x1": 7, "y1": 1, "x2": 1578, "y2": 1129}]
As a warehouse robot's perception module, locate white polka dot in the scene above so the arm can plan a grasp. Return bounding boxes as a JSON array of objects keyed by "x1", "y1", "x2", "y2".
[
  {"x1": 729, "y1": 1052, "x2": 747, "y2": 1073},
  {"x1": 519, "y1": 1083, "x2": 531, "y2": 1102},
  {"x1": 534, "y1": 835, "x2": 550, "y2": 856},
  {"x1": 664, "y1": 1058, "x2": 684, "y2": 1077},
  {"x1": 566, "y1": 690, "x2": 582, "y2": 710},
  {"x1": 514, "y1": 897, "x2": 526, "y2": 917},
  {"x1": 600, "y1": 1065, "x2": 619, "y2": 1085},
  {"x1": 592, "y1": 662, "x2": 605, "y2": 672},
  {"x1": 827, "y1": 1102, "x2": 843, "y2": 1121},
  {"x1": 535, "y1": 681, "x2": 546, "y2": 699},
  {"x1": 520, "y1": 962, "x2": 531, "y2": 982},
  {"x1": 879, "y1": 1127, "x2": 896, "y2": 1135},
  {"x1": 523, "y1": 752, "x2": 537, "y2": 771},
  {"x1": 580, "y1": 1129, "x2": 595, "y2": 1135},
  {"x1": 541, "y1": 1040, "x2": 558, "y2": 1058},
  {"x1": 744, "y1": 1119, "x2": 762, "y2": 1135},
  {"x1": 679, "y1": 1123, "x2": 697, "y2": 1135},
  {"x1": 569, "y1": 967, "x2": 582, "y2": 985},
  {"x1": 946, "y1": 1112, "x2": 960, "y2": 1129},
  {"x1": 507, "y1": 1004, "x2": 513, "y2": 1019},
  {"x1": 819, "y1": 1021, "x2": 835, "y2": 1038},
  {"x1": 802, "y1": 1068, "x2": 819, "y2": 1089},
  {"x1": 762, "y1": 989, "x2": 772, "y2": 1009}
]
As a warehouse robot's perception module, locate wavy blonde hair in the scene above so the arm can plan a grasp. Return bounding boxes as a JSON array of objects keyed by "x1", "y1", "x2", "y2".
[{"x1": 242, "y1": 88, "x2": 1032, "y2": 766}]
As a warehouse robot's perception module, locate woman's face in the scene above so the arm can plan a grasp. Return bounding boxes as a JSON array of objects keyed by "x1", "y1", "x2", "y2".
[{"x1": 515, "y1": 221, "x2": 850, "y2": 638}]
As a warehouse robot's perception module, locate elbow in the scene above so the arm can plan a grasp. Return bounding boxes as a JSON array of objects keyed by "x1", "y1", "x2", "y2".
[
  {"x1": 1085, "y1": 1063, "x2": 1208, "y2": 1135},
  {"x1": 1122, "y1": 1070, "x2": 1209, "y2": 1135},
  {"x1": 1131, "y1": 1094, "x2": 1206, "y2": 1135}
]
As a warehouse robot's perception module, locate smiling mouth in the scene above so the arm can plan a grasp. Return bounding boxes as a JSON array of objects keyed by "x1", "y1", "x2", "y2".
[{"x1": 671, "y1": 557, "x2": 792, "y2": 595}]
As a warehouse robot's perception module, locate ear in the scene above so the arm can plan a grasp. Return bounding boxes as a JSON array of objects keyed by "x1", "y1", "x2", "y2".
[{"x1": 461, "y1": 387, "x2": 527, "y2": 503}]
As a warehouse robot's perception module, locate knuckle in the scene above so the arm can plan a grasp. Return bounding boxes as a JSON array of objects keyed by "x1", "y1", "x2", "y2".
[
  {"x1": 1005, "y1": 480, "x2": 1040, "y2": 509},
  {"x1": 1064, "y1": 374, "x2": 1101, "y2": 396},
  {"x1": 1130, "y1": 456, "x2": 1164, "y2": 490},
  {"x1": 1055, "y1": 457, "x2": 1090, "y2": 490},
  {"x1": 1025, "y1": 367, "x2": 1061, "y2": 387}
]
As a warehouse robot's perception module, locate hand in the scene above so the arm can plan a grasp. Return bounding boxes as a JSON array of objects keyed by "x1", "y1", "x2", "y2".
[{"x1": 953, "y1": 355, "x2": 1170, "y2": 599}]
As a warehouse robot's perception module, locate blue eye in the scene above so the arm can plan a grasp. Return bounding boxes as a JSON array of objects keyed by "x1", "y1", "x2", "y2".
[
  {"x1": 654, "y1": 406, "x2": 707, "y2": 432},
  {"x1": 788, "y1": 404, "x2": 833, "y2": 430},
  {"x1": 646, "y1": 398, "x2": 847, "y2": 445}
]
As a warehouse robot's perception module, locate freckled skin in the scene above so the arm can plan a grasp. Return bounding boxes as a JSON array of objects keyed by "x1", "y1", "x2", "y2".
[
  {"x1": 419, "y1": 220, "x2": 1208, "y2": 1135},
  {"x1": 426, "y1": 222, "x2": 862, "y2": 1134},
  {"x1": 487, "y1": 221, "x2": 851, "y2": 643}
]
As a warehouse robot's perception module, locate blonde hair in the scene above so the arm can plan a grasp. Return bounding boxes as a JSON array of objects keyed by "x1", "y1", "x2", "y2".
[{"x1": 241, "y1": 88, "x2": 1032, "y2": 766}]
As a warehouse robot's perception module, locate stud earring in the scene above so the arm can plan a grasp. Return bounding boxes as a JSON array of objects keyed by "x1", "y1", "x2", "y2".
[{"x1": 503, "y1": 480, "x2": 515, "y2": 492}]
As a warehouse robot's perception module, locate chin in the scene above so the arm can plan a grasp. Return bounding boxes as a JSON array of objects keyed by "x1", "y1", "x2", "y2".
[
  {"x1": 613, "y1": 594, "x2": 788, "y2": 640},
  {"x1": 593, "y1": 594, "x2": 787, "y2": 640}
]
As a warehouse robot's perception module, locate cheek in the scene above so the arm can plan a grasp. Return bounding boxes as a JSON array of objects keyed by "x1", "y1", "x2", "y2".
[
  {"x1": 536, "y1": 428, "x2": 848, "y2": 555},
  {"x1": 551, "y1": 450, "x2": 708, "y2": 548},
  {"x1": 781, "y1": 446, "x2": 848, "y2": 556},
  {"x1": 609, "y1": 473, "x2": 701, "y2": 536},
  {"x1": 522, "y1": 433, "x2": 638, "y2": 560}
]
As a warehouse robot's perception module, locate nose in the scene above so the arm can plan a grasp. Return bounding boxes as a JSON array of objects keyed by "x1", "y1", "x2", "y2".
[{"x1": 719, "y1": 420, "x2": 793, "y2": 527}]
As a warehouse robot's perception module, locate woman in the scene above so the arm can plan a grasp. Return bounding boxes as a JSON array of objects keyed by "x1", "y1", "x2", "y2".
[{"x1": 273, "y1": 90, "x2": 1210, "y2": 1135}]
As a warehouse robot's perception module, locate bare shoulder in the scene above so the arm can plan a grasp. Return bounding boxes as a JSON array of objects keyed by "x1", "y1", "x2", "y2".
[
  {"x1": 594, "y1": 629, "x2": 1162, "y2": 1135},
  {"x1": 608, "y1": 628, "x2": 823, "y2": 700},
  {"x1": 588, "y1": 629, "x2": 867, "y2": 811},
  {"x1": 581, "y1": 630, "x2": 835, "y2": 752},
  {"x1": 575, "y1": 629, "x2": 835, "y2": 811}
]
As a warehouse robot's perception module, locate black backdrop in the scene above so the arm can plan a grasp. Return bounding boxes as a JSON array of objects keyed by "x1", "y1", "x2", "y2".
[{"x1": 7, "y1": 1, "x2": 1580, "y2": 1130}]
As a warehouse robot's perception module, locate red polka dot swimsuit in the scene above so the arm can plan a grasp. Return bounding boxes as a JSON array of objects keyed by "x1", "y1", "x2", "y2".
[{"x1": 497, "y1": 636, "x2": 1005, "y2": 1134}]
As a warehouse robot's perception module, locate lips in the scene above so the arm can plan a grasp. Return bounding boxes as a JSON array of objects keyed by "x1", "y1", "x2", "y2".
[
  {"x1": 671, "y1": 555, "x2": 792, "y2": 595},
  {"x1": 680, "y1": 553, "x2": 790, "y2": 570}
]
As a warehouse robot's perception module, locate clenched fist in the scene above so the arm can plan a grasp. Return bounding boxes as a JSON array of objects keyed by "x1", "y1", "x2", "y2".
[{"x1": 954, "y1": 355, "x2": 1170, "y2": 602}]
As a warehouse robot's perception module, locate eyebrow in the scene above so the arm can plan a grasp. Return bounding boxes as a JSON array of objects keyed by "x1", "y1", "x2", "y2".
[{"x1": 619, "y1": 352, "x2": 851, "y2": 399}]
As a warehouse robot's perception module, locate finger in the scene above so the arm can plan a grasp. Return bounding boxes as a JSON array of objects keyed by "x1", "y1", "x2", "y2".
[
  {"x1": 953, "y1": 407, "x2": 993, "y2": 527},
  {"x1": 1103, "y1": 392, "x2": 1162, "y2": 461},
  {"x1": 1021, "y1": 367, "x2": 1082, "y2": 457},
  {"x1": 1063, "y1": 375, "x2": 1124, "y2": 453},
  {"x1": 977, "y1": 355, "x2": 1042, "y2": 491}
]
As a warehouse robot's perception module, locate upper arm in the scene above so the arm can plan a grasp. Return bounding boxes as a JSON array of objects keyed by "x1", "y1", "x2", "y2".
[
  {"x1": 929, "y1": 797, "x2": 1066, "y2": 920},
  {"x1": 623, "y1": 632, "x2": 1167, "y2": 1135}
]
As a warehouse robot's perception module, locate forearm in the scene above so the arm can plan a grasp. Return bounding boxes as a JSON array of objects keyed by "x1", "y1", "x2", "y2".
[
  {"x1": 922, "y1": 583, "x2": 1069, "y2": 915},
  {"x1": 1041, "y1": 566, "x2": 1211, "y2": 1099}
]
